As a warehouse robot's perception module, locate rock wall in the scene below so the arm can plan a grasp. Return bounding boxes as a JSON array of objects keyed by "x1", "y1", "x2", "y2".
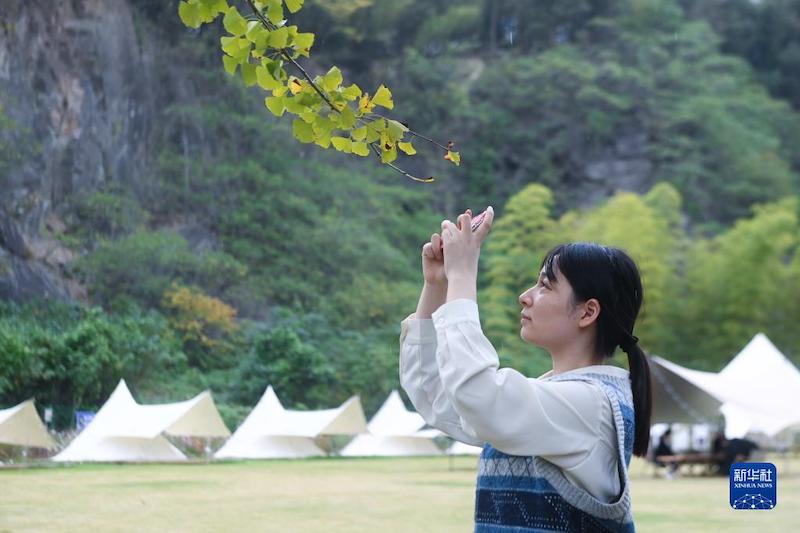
[{"x1": 0, "y1": 0, "x2": 157, "y2": 302}]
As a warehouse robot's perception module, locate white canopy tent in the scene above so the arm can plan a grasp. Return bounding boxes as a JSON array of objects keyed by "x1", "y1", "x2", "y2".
[
  {"x1": 340, "y1": 390, "x2": 442, "y2": 457},
  {"x1": 650, "y1": 423, "x2": 713, "y2": 453},
  {"x1": 216, "y1": 386, "x2": 367, "y2": 459},
  {"x1": 650, "y1": 334, "x2": 800, "y2": 439},
  {"x1": 649, "y1": 356, "x2": 724, "y2": 425},
  {"x1": 54, "y1": 380, "x2": 230, "y2": 462},
  {"x1": 0, "y1": 400, "x2": 56, "y2": 450}
]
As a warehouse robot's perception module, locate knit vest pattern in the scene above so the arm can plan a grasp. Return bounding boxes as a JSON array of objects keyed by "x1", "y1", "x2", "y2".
[{"x1": 474, "y1": 372, "x2": 636, "y2": 533}]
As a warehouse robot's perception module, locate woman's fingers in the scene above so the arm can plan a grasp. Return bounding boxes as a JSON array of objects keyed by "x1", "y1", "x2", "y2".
[
  {"x1": 456, "y1": 211, "x2": 472, "y2": 232},
  {"x1": 437, "y1": 236, "x2": 445, "y2": 260},
  {"x1": 440, "y1": 219, "x2": 456, "y2": 238},
  {"x1": 441, "y1": 208, "x2": 475, "y2": 242},
  {"x1": 431, "y1": 233, "x2": 443, "y2": 257},
  {"x1": 474, "y1": 206, "x2": 494, "y2": 241}
]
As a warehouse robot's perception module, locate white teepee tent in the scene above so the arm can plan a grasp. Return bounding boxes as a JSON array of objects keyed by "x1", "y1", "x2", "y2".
[
  {"x1": 53, "y1": 380, "x2": 230, "y2": 462},
  {"x1": 715, "y1": 334, "x2": 800, "y2": 438},
  {"x1": 216, "y1": 386, "x2": 367, "y2": 459},
  {"x1": 0, "y1": 400, "x2": 56, "y2": 449},
  {"x1": 340, "y1": 390, "x2": 442, "y2": 457}
]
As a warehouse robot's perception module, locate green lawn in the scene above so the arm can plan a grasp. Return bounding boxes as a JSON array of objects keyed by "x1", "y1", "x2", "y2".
[{"x1": 1, "y1": 454, "x2": 797, "y2": 532}]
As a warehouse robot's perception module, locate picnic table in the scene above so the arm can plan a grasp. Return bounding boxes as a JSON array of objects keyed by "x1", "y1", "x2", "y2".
[{"x1": 653, "y1": 452, "x2": 725, "y2": 476}]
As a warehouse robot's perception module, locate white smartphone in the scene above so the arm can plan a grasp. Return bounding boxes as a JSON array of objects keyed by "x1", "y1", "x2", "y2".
[
  {"x1": 470, "y1": 209, "x2": 488, "y2": 232},
  {"x1": 439, "y1": 209, "x2": 488, "y2": 250}
]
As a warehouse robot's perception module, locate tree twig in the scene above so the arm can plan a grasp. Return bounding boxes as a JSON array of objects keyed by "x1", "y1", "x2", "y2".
[
  {"x1": 367, "y1": 112, "x2": 452, "y2": 152},
  {"x1": 368, "y1": 143, "x2": 434, "y2": 182},
  {"x1": 245, "y1": 0, "x2": 340, "y2": 114}
]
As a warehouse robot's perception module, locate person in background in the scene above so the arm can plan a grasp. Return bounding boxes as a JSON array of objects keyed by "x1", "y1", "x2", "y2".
[
  {"x1": 654, "y1": 427, "x2": 679, "y2": 479},
  {"x1": 711, "y1": 431, "x2": 728, "y2": 459},
  {"x1": 711, "y1": 431, "x2": 755, "y2": 476},
  {"x1": 719, "y1": 437, "x2": 760, "y2": 475}
]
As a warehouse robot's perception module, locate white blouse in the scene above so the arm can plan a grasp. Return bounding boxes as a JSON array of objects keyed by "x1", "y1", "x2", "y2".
[{"x1": 399, "y1": 298, "x2": 627, "y2": 503}]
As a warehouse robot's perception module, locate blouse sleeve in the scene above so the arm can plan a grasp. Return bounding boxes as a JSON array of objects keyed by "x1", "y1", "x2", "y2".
[
  {"x1": 399, "y1": 312, "x2": 485, "y2": 446},
  {"x1": 431, "y1": 299, "x2": 610, "y2": 469}
]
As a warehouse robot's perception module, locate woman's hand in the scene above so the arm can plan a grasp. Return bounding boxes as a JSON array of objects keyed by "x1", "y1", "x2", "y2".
[
  {"x1": 421, "y1": 232, "x2": 447, "y2": 287},
  {"x1": 440, "y1": 206, "x2": 494, "y2": 282},
  {"x1": 421, "y1": 208, "x2": 474, "y2": 287}
]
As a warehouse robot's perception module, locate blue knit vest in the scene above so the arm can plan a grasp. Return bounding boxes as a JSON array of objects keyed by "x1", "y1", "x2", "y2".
[{"x1": 474, "y1": 371, "x2": 636, "y2": 532}]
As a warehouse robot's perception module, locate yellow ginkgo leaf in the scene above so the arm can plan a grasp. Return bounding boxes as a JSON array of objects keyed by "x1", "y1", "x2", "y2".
[
  {"x1": 331, "y1": 136, "x2": 352, "y2": 153},
  {"x1": 381, "y1": 132, "x2": 395, "y2": 152},
  {"x1": 264, "y1": 96, "x2": 285, "y2": 117},
  {"x1": 256, "y1": 66, "x2": 281, "y2": 90},
  {"x1": 359, "y1": 92, "x2": 376, "y2": 114},
  {"x1": 351, "y1": 141, "x2": 370, "y2": 156},
  {"x1": 444, "y1": 150, "x2": 461, "y2": 166},
  {"x1": 381, "y1": 145, "x2": 398, "y2": 164},
  {"x1": 398, "y1": 141, "x2": 417, "y2": 155},
  {"x1": 351, "y1": 126, "x2": 367, "y2": 141},
  {"x1": 288, "y1": 77, "x2": 304, "y2": 94},
  {"x1": 371, "y1": 84, "x2": 394, "y2": 109},
  {"x1": 340, "y1": 83, "x2": 362, "y2": 101}
]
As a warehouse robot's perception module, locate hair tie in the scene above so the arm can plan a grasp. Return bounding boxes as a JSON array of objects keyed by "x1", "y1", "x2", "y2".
[{"x1": 621, "y1": 334, "x2": 639, "y2": 352}]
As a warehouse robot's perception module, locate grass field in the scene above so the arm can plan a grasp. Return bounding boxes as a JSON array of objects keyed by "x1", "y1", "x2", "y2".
[{"x1": 1, "y1": 454, "x2": 797, "y2": 532}]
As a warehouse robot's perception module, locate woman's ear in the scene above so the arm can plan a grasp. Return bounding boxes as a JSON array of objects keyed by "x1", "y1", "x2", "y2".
[{"x1": 578, "y1": 298, "x2": 601, "y2": 328}]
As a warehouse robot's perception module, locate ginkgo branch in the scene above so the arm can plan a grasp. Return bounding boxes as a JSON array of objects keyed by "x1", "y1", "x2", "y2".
[
  {"x1": 366, "y1": 112, "x2": 452, "y2": 152},
  {"x1": 244, "y1": 0, "x2": 339, "y2": 113},
  {"x1": 182, "y1": 0, "x2": 458, "y2": 181}
]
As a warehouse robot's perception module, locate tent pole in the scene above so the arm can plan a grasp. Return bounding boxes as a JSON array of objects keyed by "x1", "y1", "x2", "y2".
[{"x1": 783, "y1": 435, "x2": 790, "y2": 475}]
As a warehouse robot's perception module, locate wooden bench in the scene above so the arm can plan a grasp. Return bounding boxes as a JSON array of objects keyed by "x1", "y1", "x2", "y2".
[{"x1": 652, "y1": 453, "x2": 724, "y2": 476}]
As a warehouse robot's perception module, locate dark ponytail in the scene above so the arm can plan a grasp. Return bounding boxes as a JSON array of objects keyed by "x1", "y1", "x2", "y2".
[
  {"x1": 622, "y1": 342, "x2": 653, "y2": 457},
  {"x1": 541, "y1": 243, "x2": 653, "y2": 457}
]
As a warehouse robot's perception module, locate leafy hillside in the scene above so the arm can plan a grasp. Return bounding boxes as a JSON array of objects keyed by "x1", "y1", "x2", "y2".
[{"x1": 1, "y1": 0, "x2": 798, "y2": 426}]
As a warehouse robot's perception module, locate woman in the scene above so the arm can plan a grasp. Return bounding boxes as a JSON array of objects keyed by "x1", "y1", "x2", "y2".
[{"x1": 400, "y1": 207, "x2": 651, "y2": 532}]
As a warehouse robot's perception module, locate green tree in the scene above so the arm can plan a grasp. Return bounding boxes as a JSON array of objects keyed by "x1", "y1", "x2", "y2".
[
  {"x1": 267, "y1": 307, "x2": 401, "y2": 415},
  {"x1": 78, "y1": 230, "x2": 246, "y2": 311},
  {"x1": 468, "y1": 1, "x2": 799, "y2": 224},
  {"x1": 162, "y1": 284, "x2": 240, "y2": 370},
  {"x1": 681, "y1": 197, "x2": 798, "y2": 369},
  {"x1": 232, "y1": 326, "x2": 335, "y2": 409},
  {"x1": 0, "y1": 301, "x2": 185, "y2": 428},
  {"x1": 559, "y1": 186, "x2": 684, "y2": 355},
  {"x1": 481, "y1": 183, "x2": 558, "y2": 376},
  {"x1": 683, "y1": 0, "x2": 800, "y2": 111}
]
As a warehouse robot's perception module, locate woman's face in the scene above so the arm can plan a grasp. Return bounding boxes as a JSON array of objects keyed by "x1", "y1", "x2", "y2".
[{"x1": 518, "y1": 262, "x2": 581, "y2": 349}]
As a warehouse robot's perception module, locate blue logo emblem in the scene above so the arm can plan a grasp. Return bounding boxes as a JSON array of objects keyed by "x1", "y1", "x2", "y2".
[{"x1": 730, "y1": 462, "x2": 776, "y2": 510}]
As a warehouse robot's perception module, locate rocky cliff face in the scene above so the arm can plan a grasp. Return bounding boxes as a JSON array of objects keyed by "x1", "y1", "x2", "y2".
[{"x1": 1, "y1": 0, "x2": 158, "y2": 302}]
